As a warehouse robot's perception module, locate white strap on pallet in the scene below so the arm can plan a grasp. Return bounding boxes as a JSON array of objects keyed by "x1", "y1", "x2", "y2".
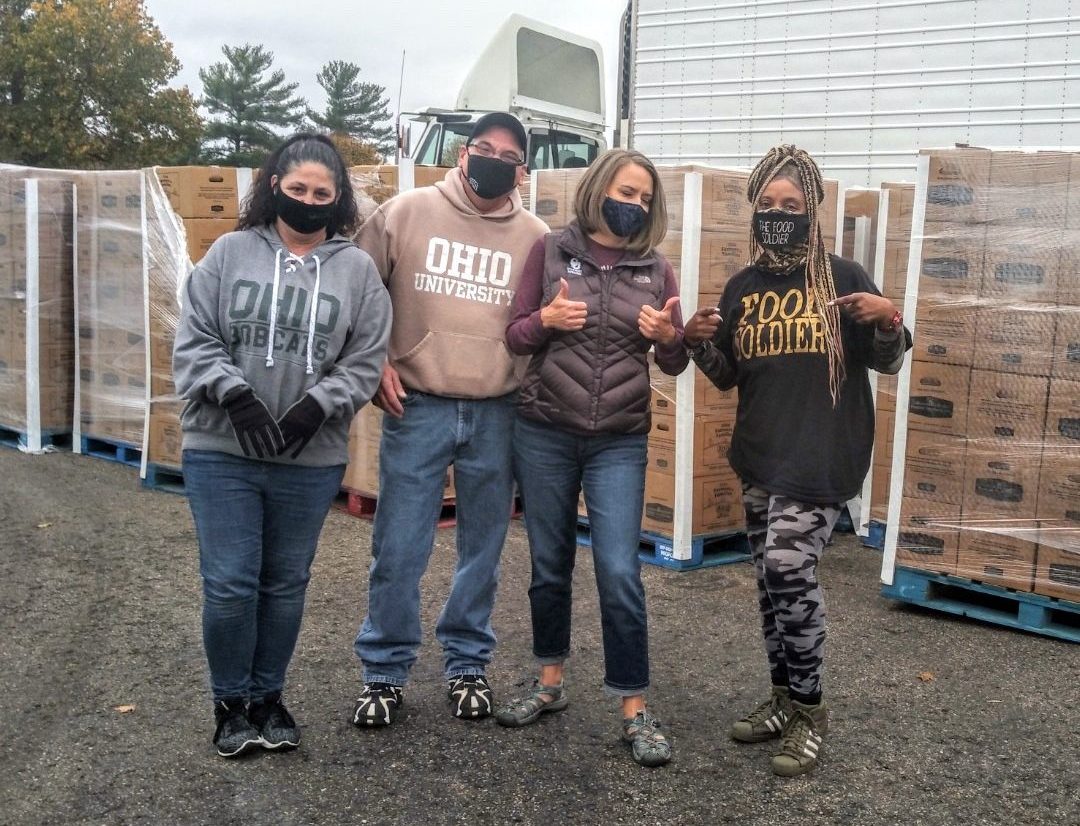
[
  {"x1": 881, "y1": 156, "x2": 929, "y2": 586},
  {"x1": 139, "y1": 171, "x2": 151, "y2": 479},
  {"x1": 71, "y1": 180, "x2": 82, "y2": 451},
  {"x1": 671, "y1": 172, "x2": 703, "y2": 562},
  {"x1": 24, "y1": 179, "x2": 42, "y2": 453}
]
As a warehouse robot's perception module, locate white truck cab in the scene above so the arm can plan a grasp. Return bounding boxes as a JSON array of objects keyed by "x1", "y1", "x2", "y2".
[{"x1": 400, "y1": 15, "x2": 607, "y2": 171}]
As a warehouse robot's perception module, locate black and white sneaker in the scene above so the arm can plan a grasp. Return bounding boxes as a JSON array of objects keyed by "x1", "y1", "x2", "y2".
[
  {"x1": 352, "y1": 682, "x2": 404, "y2": 727},
  {"x1": 212, "y1": 698, "x2": 261, "y2": 758},
  {"x1": 249, "y1": 693, "x2": 300, "y2": 751},
  {"x1": 448, "y1": 675, "x2": 493, "y2": 720}
]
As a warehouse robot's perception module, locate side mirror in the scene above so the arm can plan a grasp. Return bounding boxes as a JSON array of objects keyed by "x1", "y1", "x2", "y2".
[{"x1": 397, "y1": 122, "x2": 411, "y2": 160}]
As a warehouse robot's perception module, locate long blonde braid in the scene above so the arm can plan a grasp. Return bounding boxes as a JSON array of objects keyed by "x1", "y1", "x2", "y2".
[{"x1": 747, "y1": 145, "x2": 845, "y2": 406}]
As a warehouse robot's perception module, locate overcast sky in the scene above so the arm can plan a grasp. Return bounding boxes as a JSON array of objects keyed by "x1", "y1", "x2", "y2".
[{"x1": 144, "y1": 1, "x2": 630, "y2": 138}]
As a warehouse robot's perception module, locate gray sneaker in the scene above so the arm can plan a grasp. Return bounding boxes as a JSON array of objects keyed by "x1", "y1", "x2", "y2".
[
  {"x1": 771, "y1": 699, "x2": 828, "y2": 777},
  {"x1": 622, "y1": 709, "x2": 672, "y2": 767},
  {"x1": 249, "y1": 694, "x2": 299, "y2": 751},
  {"x1": 731, "y1": 686, "x2": 791, "y2": 743},
  {"x1": 495, "y1": 681, "x2": 569, "y2": 728}
]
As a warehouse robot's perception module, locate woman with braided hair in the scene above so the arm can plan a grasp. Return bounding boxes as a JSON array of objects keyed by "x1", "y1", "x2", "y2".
[{"x1": 683, "y1": 145, "x2": 910, "y2": 777}]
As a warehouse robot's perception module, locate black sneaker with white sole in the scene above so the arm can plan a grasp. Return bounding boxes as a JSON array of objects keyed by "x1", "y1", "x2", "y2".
[
  {"x1": 448, "y1": 674, "x2": 493, "y2": 720},
  {"x1": 352, "y1": 682, "x2": 404, "y2": 727},
  {"x1": 213, "y1": 698, "x2": 261, "y2": 758},
  {"x1": 249, "y1": 693, "x2": 300, "y2": 751}
]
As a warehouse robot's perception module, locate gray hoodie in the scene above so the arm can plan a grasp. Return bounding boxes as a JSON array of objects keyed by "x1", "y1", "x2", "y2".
[{"x1": 173, "y1": 224, "x2": 391, "y2": 466}]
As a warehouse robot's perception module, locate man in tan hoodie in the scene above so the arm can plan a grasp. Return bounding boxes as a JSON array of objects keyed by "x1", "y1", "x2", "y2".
[{"x1": 351, "y1": 113, "x2": 548, "y2": 727}]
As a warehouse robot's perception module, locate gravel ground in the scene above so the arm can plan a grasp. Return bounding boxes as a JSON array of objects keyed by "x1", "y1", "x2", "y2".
[{"x1": 1, "y1": 448, "x2": 1077, "y2": 826}]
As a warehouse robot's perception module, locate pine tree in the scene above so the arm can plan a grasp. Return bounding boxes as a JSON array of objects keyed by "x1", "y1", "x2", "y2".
[
  {"x1": 199, "y1": 44, "x2": 306, "y2": 166},
  {"x1": 309, "y1": 61, "x2": 394, "y2": 158}
]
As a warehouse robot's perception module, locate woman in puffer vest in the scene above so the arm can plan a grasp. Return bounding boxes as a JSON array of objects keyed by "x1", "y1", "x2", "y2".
[{"x1": 498, "y1": 149, "x2": 690, "y2": 767}]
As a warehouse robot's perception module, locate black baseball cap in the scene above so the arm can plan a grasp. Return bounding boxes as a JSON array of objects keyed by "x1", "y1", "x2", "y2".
[{"x1": 468, "y1": 112, "x2": 528, "y2": 156}]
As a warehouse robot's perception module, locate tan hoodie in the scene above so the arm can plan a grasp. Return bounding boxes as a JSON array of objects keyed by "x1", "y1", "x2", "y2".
[{"x1": 357, "y1": 168, "x2": 548, "y2": 398}]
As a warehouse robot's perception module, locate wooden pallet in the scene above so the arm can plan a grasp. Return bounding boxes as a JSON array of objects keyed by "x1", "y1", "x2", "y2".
[
  {"x1": 862, "y1": 519, "x2": 886, "y2": 550},
  {"x1": 576, "y1": 518, "x2": 750, "y2": 572},
  {"x1": 79, "y1": 435, "x2": 143, "y2": 468},
  {"x1": 0, "y1": 423, "x2": 71, "y2": 452},
  {"x1": 141, "y1": 463, "x2": 185, "y2": 495},
  {"x1": 334, "y1": 487, "x2": 458, "y2": 528},
  {"x1": 882, "y1": 566, "x2": 1080, "y2": 643}
]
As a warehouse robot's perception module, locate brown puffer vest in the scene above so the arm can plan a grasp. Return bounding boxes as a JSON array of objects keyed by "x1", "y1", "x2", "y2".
[{"x1": 516, "y1": 222, "x2": 667, "y2": 435}]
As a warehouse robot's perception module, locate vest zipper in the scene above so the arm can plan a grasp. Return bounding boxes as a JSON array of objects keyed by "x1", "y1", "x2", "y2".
[{"x1": 591, "y1": 264, "x2": 614, "y2": 429}]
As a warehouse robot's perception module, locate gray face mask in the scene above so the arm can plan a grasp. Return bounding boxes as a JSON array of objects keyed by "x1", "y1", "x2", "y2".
[{"x1": 754, "y1": 210, "x2": 810, "y2": 249}]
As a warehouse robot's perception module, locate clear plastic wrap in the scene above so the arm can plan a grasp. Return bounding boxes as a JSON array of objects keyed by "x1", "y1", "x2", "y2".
[
  {"x1": 0, "y1": 167, "x2": 75, "y2": 450},
  {"x1": 886, "y1": 147, "x2": 1079, "y2": 604}
]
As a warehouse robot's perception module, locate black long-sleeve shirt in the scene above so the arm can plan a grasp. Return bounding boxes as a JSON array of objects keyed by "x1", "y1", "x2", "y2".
[{"x1": 692, "y1": 255, "x2": 911, "y2": 504}]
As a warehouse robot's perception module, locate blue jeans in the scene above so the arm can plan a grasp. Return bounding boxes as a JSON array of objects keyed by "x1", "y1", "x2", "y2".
[
  {"x1": 513, "y1": 416, "x2": 650, "y2": 696},
  {"x1": 183, "y1": 449, "x2": 345, "y2": 702},
  {"x1": 354, "y1": 391, "x2": 516, "y2": 685}
]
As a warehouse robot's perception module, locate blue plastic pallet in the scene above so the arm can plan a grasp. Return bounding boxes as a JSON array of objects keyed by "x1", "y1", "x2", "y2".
[
  {"x1": 80, "y1": 435, "x2": 143, "y2": 468},
  {"x1": 142, "y1": 463, "x2": 185, "y2": 495},
  {"x1": 0, "y1": 423, "x2": 71, "y2": 451},
  {"x1": 862, "y1": 520, "x2": 886, "y2": 550},
  {"x1": 576, "y1": 519, "x2": 750, "y2": 572},
  {"x1": 882, "y1": 567, "x2": 1080, "y2": 643}
]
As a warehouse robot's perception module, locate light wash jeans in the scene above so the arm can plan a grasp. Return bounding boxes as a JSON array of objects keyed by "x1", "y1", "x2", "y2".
[
  {"x1": 513, "y1": 416, "x2": 651, "y2": 696},
  {"x1": 353, "y1": 391, "x2": 516, "y2": 685},
  {"x1": 183, "y1": 449, "x2": 345, "y2": 702}
]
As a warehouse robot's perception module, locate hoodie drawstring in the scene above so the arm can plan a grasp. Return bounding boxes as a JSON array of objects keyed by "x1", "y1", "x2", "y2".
[
  {"x1": 266, "y1": 247, "x2": 319, "y2": 375},
  {"x1": 266, "y1": 248, "x2": 284, "y2": 367},
  {"x1": 306, "y1": 254, "x2": 321, "y2": 375}
]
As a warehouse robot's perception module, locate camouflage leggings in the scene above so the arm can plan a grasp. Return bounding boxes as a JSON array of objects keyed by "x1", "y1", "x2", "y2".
[{"x1": 741, "y1": 482, "x2": 842, "y2": 698}]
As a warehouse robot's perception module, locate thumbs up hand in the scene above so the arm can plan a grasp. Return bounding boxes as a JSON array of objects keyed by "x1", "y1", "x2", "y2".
[
  {"x1": 638, "y1": 295, "x2": 680, "y2": 345},
  {"x1": 540, "y1": 277, "x2": 588, "y2": 331}
]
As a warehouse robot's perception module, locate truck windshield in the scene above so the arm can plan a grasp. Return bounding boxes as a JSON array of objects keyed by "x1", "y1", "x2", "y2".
[
  {"x1": 415, "y1": 123, "x2": 473, "y2": 167},
  {"x1": 529, "y1": 131, "x2": 599, "y2": 171}
]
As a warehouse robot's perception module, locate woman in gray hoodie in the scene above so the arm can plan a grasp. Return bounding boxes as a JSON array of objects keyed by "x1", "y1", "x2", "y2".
[{"x1": 173, "y1": 134, "x2": 391, "y2": 758}]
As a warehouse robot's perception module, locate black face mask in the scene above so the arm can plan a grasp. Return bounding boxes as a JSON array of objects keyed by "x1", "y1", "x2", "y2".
[
  {"x1": 274, "y1": 187, "x2": 336, "y2": 235},
  {"x1": 602, "y1": 197, "x2": 648, "y2": 237},
  {"x1": 466, "y1": 154, "x2": 519, "y2": 199},
  {"x1": 754, "y1": 210, "x2": 810, "y2": 250}
]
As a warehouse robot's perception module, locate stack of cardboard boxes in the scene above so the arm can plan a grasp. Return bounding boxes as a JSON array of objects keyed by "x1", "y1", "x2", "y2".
[
  {"x1": 0, "y1": 172, "x2": 75, "y2": 443},
  {"x1": 894, "y1": 148, "x2": 1079, "y2": 603},
  {"x1": 75, "y1": 171, "x2": 147, "y2": 447}
]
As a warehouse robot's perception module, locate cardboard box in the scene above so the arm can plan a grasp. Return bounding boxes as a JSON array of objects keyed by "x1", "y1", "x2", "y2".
[
  {"x1": 961, "y1": 442, "x2": 1041, "y2": 522},
  {"x1": 641, "y1": 467, "x2": 744, "y2": 537},
  {"x1": 182, "y1": 218, "x2": 234, "y2": 264},
  {"x1": 912, "y1": 295, "x2": 977, "y2": 366},
  {"x1": 921, "y1": 147, "x2": 991, "y2": 225},
  {"x1": 646, "y1": 413, "x2": 735, "y2": 476},
  {"x1": 1033, "y1": 546, "x2": 1080, "y2": 602},
  {"x1": 880, "y1": 240, "x2": 910, "y2": 300},
  {"x1": 1069, "y1": 154, "x2": 1080, "y2": 231},
  {"x1": 649, "y1": 360, "x2": 738, "y2": 416},
  {"x1": 966, "y1": 370, "x2": 1049, "y2": 444},
  {"x1": 531, "y1": 168, "x2": 586, "y2": 229},
  {"x1": 873, "y1": 407, "x2": 895, "y2": 465},
  {"x1": 980, "y1": 236, "x2": 1060, "y2": 303},
  {"x1": 985, "y1": 151, "x2": 1072, "y2": 227},
  {"x1": 876, "y1": 372, "x2": 898, "y2": 412},
  {"x1": 1058, "y1": 231, "x2": 1080, "y2": 306},
  {"x1": 148, "y1": 401, "x2": 183, "y2": 467},
  {"x1": 1044, "y1": 378, "x2": 1080, "y2": 447},
  {"x1": 956, "y1": 530, "x2": 1037, "y2": 591},
  {"x1": 907, "y1": 360, "x2": 970, "y2": 436},
  {"x1": 842, "y1": 188, "x2": 880, "y2": 263},
  {"x1": 895, "y1": 496, "x2": 962, "y2": 575},
  {"x1": 1051, "y1": 305, "x2": 1080, "y2": 381},
  {"x1": 869, "y1": 460, "x2": 892, "y2": 522},
  {"x1": 972, "y1": 304, "x2": 1057, "y2": 376},
  {"x1": 902, "y1": 429, "x2": 967, "y2": 505},
  {"x1": 1035, "y1": 453, "x2": 1080, "y2": 555},
  {"x1": 92, "y1": 173, "x2": 143, "y2": 220},
  {"x1": 155, "y1": 166, "x2": 240, "y2": 219},
  {"x1": 882, "y1": 182, "x2": 916, "y2": 241},
  {"x1": 916, "y1": 229, "x2": 986, "y2": 298}
]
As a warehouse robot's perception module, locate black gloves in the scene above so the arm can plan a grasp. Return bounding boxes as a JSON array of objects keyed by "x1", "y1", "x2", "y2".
[
  {"x1": 222, "y1": 387, "x2": 286, "y2": 458},
  {"x1": 277, "y1": 393, "x2": 327, "y2": 459}
]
